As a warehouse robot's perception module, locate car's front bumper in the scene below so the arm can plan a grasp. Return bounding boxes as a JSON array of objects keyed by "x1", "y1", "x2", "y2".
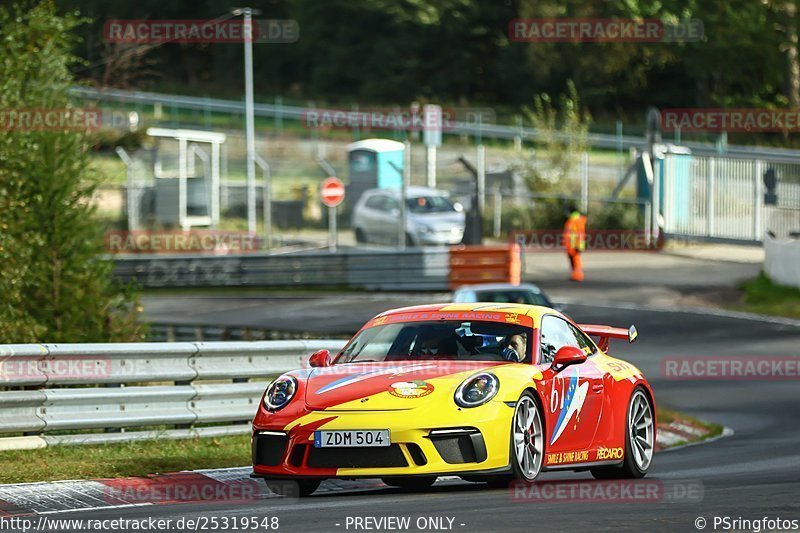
[
  {"x1": 251, "y1": 402, "x2": 512, "y2": 479},
  {"x1": 415, "y1": 228, "x2": 464, "y2": 246}
]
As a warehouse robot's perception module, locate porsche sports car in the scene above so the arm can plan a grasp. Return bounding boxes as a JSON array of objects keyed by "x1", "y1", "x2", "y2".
[{"x1": 251, "y1": 303, "x2": 655, "y2": 496}]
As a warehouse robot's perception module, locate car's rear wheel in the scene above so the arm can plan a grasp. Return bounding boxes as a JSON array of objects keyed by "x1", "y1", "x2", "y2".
[
  {"x1": 354, "y1": 228, "x2": 366, "y2": 243},
  {"x1": 381, "y1": 476, "x2": 437, "y2": 491},
  {"x1": 264, "y1": 479, "x2": 321, "y2": 497},
  {"x1": 591, "y1": 387, "x2": 654, "y2": 479}
]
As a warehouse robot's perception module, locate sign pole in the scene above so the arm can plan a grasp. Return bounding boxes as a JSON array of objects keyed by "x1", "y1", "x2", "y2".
[
  {"x1": 243, "y1": 7, "x2": 257, "y2": 233},
  {"x1": 423, "y1": 104, "x2": 442, "y2": 189},
  {"x1": 426, "y1": 145, "x2": 437, "y2": 188},
  {"x1": 399, "y1": 141, "x2": 411, "y2": 249},
  {"x1": 320, "y1": 176, "x2": 345, "y2": 253},
  {"x1": 329, "y1": 204, "x2": 337, "y2": 253}
]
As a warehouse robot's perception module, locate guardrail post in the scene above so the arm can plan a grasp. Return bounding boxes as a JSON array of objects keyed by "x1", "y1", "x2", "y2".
[{"x1": 493, "y1": 189, "x2": 502, "y2": 238}]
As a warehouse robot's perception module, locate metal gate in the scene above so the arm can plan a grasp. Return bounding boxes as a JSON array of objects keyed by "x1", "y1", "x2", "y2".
[{"x1": 662, "y1": 153, "x2": 800, "y2": 242}]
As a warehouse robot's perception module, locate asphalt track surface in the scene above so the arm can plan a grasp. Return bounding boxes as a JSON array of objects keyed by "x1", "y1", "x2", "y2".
[{"x1": 46, "y1": 300, "x2": 800, "y2": 533}]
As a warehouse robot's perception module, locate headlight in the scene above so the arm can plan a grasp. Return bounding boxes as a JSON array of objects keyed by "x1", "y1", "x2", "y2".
[
  {"x1": 263, "y1": 375, "x2": 297, "y2": 411},
  {"x1": 454, "y1": 372, "x2": 499, "y2": 408},
  {"x1": 417, "y1": 225, "x2": 432, "y2": 233}
]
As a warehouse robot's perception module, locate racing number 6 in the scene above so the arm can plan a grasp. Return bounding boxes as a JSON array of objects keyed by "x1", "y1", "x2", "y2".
[{"x1": 550, "y1": 376, "x2": 566, "y2": 413}]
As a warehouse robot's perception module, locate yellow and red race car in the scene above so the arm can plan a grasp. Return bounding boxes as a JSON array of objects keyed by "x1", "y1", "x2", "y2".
[{"x1": 251, "y1": 303, "x2": 655, "y2": 496}]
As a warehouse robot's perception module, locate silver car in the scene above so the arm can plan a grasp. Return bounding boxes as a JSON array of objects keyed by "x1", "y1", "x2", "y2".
[
  {"x1": 452, "y1": 282, "x2": 562, "y2": 311},
  {"x1": 352, "y1": 187, "x2": 465, "y2": 246}
]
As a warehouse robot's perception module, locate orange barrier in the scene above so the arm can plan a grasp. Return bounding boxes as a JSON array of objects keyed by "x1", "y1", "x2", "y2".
[{"x1": 448, "y1": 244, "x2": 521, "y2": 289}]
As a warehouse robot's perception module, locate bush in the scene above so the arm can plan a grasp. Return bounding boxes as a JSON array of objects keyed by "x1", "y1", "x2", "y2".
[
  {"x1": 484, "y1": 199, "x2": 642, "y2": 237},
  {"x1": 588, "y1": 202, "x2": 642, "y2": 230},
  {"x1": 87, "y1": 128, "x2": 147, "y2": 152},
  {"x1": 0, "y1": 2, "x2": 145, "y2": 343}
]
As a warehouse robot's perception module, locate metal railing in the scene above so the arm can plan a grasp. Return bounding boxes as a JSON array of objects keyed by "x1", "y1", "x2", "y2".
[
  {"x1": 112, "y1": 247, "x2": 450, "y2": 290},
  {"x1": 662, "y1": 153, "x2": 800, "y2": 242},
  {"x1": 0, "y1": 340, "x2": 346, "y2": 450},
  {"x1": 71, "y1": 86, "x2": 800, "y2": 161}
]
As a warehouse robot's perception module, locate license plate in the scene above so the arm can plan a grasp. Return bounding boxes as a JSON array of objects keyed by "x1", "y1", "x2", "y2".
[{"x1": 314, "y1": 430, "x2": 390, "y2": 448}]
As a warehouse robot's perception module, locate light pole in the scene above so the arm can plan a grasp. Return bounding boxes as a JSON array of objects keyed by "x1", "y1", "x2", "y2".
[{"x1": 232, "y1": 7, "x2": 261, "y2": 234}]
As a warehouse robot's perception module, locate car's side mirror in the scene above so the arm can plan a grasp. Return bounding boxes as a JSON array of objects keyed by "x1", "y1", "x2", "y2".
[
  {"x1": 552, "y1": 345, "x2": 587, "y2": 370},
  {"x1": 308, "y1": 349, "x2": 331, "y2": 368},
  {"x1": 453, "y1": 202, "x2": 464, "y2": 212}
]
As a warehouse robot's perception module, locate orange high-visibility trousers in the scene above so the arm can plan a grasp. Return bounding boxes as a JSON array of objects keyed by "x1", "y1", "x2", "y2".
[
  {"x1": 568, "y1": 251, "x2": 584, "y2": 281},
  {"x1": 564, "y1": 213, "x2": 587, "y2": 282}
]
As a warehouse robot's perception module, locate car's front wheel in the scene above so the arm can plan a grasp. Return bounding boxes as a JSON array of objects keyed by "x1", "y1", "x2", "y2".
[
  {"x1": 510, "y1": 392, "x2": 545, "y2": 483},
  {"x1": 264, "y1": 479, "x2": 321, "y2": 497},
  {"x1": 354, "y1": 228, "x2": 366, "y2": 243},
  {"x1": 591, "y1": 387, "x2": 654, "y2": 479},
  {"x1": 487, "y1": 392, "x2": 545, "y2": 487}
]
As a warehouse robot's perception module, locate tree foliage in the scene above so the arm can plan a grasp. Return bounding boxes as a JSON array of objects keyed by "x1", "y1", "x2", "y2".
[
  {"x1": 0, "y1": 1, "x2": 145, "y2": 343},
  {"x1": 520, "y1": 81, "x2": 591, "y2": 192},
  {"x1": 52, "y1": 0, "x2": 800, "y2": 122}
]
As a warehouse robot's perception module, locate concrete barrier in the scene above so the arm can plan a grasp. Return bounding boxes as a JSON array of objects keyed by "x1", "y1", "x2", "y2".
[{"x1": 764, "y1": 235, "x2": 800, "y2": 288}]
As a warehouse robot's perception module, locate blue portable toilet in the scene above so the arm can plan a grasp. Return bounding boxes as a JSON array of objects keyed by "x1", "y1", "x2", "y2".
[
  {"x1": 347, "y1": 138, "x2": 405, "y2": 208},
  {"x1": 638, "y1": 144, "x2": 692, "y2": 226}
]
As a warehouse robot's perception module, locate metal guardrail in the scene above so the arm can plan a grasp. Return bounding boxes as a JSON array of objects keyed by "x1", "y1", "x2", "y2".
[
  {"x1": 0, "y1": 340, "x2": 347, "y2": 449},
  {"x1": 112, "y1": 247, "x2": 450, "y2": 290},
  {"x1": 71, "y1": 86, "x2": 800, "y2": 162},
  {"x1": 147, "y1": 324, "x2": 350, "y2": 342}
]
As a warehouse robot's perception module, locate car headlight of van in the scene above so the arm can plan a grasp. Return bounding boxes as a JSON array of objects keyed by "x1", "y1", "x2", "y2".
[
  {"x1": 263, "y1": 375, "x2": 297, "y2": 411},
  {"x1": 454, "y1": 372, "x2": 499, "y2": 408}
]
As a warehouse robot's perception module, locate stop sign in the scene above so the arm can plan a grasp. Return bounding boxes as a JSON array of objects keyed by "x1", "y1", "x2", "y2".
[{"x1": 320, "y1": 177, "x2": 345, "y2": 208}]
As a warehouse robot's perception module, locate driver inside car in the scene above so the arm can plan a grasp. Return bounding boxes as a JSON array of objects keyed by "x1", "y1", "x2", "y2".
[{"x1": 501, "y1": 333, "x2": 528, "y2": 363}]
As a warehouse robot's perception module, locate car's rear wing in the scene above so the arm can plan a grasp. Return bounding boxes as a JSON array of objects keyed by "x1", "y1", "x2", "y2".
[{"x1": 579, "y1": 324, "x2": 638, "y2": 352}]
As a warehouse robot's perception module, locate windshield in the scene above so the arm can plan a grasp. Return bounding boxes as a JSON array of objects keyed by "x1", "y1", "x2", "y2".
[
  {"x1": 337, "y1": 320, "x2": 532, "y2": 364},
  {"x1": 406, "y1": 196, "x2": 456, "y2": 214},
  {"x1": 474, "y1": 290, "x2": 551, "y2": 307}
]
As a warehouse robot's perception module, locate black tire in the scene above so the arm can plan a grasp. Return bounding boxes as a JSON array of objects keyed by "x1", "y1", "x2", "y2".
[
  {"x1": 591, "y1": 387, "x2": 654, "y2": 480},
  {"x1": 381, "y1": 476, "x2": 437, "y2": 491},
  {"x1": 405, "y1": 233, "x2": 416, "y2": 247},
  {"x1": 507, "y1": 391, "x2": 546, "y2": 486},
  {"x1": 264, "y1": 479, "x2": 321, "y2": 497},
  {"x1": 355, "y1": 228, "x2": 366, "y2": 243}
]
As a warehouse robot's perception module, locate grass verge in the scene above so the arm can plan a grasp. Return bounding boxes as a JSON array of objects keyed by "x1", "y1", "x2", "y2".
[
  {"x1": 735, "y1": 273, "x2": 800, "y2": 319},
  {"x1": 0, "y1": 434, "x2": 250, "y2": 485}
]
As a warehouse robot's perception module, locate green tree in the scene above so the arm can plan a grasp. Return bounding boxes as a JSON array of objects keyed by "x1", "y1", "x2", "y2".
[
  {"x1": 0, "y1": 1, "x2": 144, "y2": 343},
  {"x1": 519, "y1": 81, "x2": 591, "y2": 192}
]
